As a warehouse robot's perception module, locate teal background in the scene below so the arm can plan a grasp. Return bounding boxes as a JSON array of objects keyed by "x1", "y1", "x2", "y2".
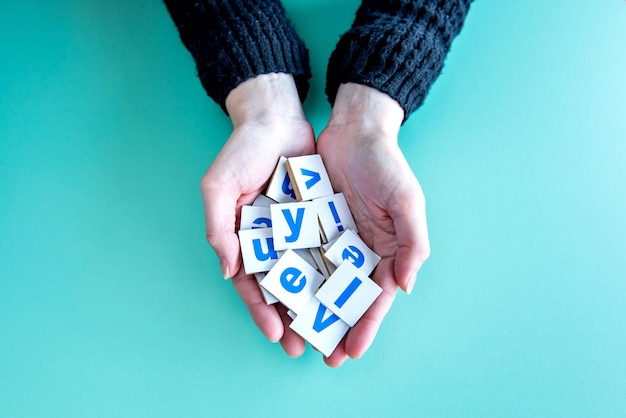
[{"x1": 1, "y1": 0, "x2": 625, "y2": 416}]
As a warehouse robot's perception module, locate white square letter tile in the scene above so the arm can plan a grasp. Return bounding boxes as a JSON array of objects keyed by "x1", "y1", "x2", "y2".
[
  {"x1": 286, "y1": 155, "x2": 334, "y2": 201},
  {"x1": 270, "y1": 201, "x2": 320, "y2": 251},
  {"x1": 289, "y1": 297, "x2": 350, "y2": 357},
  {"x1": 314, "y1": 193, "x2": 358, "y2": 242},
  {"x1": 238, "y1": 228, "x2": 280, "y2": 274},
  {"x1": 260, "y1": 249, "x2": 325, "y2": 314},
  {"x1": 240, "y1": 206, "x2": 272, "y2": 230},
  {"x1": 293, "y1": 248, "x2": 318, "y2": 270},
  {"x1": 265, "y1": 156, "x2": 297, "y2": 203},
  {"x1": 315, "y1": 261, "x2": 382, "y2": 327},
  {"x1": 323, "y1": 229, "x2": 381, "y2": 276},
  {"x1": 253, "y1": 194, "x2": 276, "y2": 208}
]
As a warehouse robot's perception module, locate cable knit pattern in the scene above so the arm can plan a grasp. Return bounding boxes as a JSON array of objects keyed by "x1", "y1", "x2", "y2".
[
  {"x1": 164, "y1": 0, "x2": 311, "y2": 113},
  {"x1": 326, "y1": 0, "x2": 471, "y2": 121}
]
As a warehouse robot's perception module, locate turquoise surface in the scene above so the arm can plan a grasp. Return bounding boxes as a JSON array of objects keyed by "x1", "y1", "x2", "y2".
[{"x1": 1, "y1": 0, "x2": 625, "y2": 416}]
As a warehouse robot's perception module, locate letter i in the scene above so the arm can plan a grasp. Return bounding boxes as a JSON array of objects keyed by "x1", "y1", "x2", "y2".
[{"x1": 328, "y1": 201, "x2": 344, "y2": 233}]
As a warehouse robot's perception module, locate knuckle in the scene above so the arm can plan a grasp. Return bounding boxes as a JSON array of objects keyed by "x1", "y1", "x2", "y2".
[
  {"x1": 205, "y1": 229, "x2": 221, "y2": 249},
  {"x1": 206, "y1": 231, "x2": 220, "y2": 250},
  {"x1": 419, "y1": 243, "x2": 431, "y2": 262},
  {"x1": 199, "y1": 172, "x2": 216, "y2": 194}
]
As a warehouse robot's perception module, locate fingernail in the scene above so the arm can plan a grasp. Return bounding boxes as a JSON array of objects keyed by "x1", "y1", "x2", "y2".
[
  {"x1": 220, "y1": 258, "x2": 230, "y2": 280},
  {"x1": 406, "y1": 273, "x2": 417, "y2": 295}
]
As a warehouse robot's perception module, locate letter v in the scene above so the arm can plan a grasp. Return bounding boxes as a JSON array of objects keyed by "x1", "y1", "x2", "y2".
[
  {"x1": 300, "y1": 168, "x2": 321, "y2": 190},
  {"x1": 312, "y1": 303, "x2": 340, "y2": 333}
]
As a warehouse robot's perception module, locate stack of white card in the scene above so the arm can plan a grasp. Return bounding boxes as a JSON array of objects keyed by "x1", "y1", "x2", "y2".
[{"x1": 237, "y1": 155, "x2": 382, "y2": 357}]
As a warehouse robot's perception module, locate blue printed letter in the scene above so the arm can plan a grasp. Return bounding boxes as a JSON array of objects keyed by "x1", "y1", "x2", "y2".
[
  {"x1": 341, "y1": 245, "x2": 365, "y2": 268},
  {"x1": 328, "y1": 201, "x2": 344, "y2": 232},
  {"x1": 281, "y1": 173, "x2": 296, "y2": 199},
  {"x1": 280, "y1": 267, "x2": 306, "y2": 293},
  {"x1": 312, "y1": 303, "x2": 340, "y2": 332},
  {"x1": 300, "y1": 168, "x2": 321, "y2": 190},
  {"x1": 334, "y1": 277, "x2": 362, "y2": 308},
  {"x1": 253, "y1": 237, "x2": 278, "y2": 261},
  {"x1": 282, "y1": 208, "x2": 305, "y2": 243},
  {"x1": 252, "y1": 217, "x2": 272, "y2": 228}
]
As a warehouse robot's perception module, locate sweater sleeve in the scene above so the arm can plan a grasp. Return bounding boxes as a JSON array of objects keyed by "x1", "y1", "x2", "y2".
[
  {"x1": 326, "y1": 0, "x2": 471, "y2": 121},
  {"x1": 164, "y1": 0, "x2": 311, "y2": 113}
]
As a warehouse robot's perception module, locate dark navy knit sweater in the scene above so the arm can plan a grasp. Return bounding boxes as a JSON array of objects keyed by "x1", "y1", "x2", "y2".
[{"x1": 164, "y1": 0, "x2": 471, "y2": 120}]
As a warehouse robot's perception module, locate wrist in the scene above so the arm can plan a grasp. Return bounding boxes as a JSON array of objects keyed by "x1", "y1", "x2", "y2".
[
  {"x1": 225, "y1": 73, "x2": 306, "y2": 127},
  {"x1": 327, "y1": 83, "x2": 404, "y2": 138}
]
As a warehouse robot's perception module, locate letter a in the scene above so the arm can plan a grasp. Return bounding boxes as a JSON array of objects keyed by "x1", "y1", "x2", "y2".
[{"x1": 281, "y1": 172, "x2": 296, "y2": 199}]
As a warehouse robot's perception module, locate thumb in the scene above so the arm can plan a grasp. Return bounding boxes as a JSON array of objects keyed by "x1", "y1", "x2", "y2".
[
  {"x1": 200, "y1": 174, "x2": 242, "y2": 279},
  {"x1": 391, "y1": 190, "x2": 430, "y2": 294}
]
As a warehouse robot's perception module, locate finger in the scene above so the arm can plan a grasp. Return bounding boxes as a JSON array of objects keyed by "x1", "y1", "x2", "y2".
[
  {"x1": 276, "y1": 305, "x2": 306, "y2": 358},
  {"x1": 344, "y1": 258, "x2": 397, "y2": 359},
  {"x1": 390, "y1": 183, "x2": 430, "y2": 294},
  {"x1": 231, "y1": 269, "x2": 284, "y2": 343},
  {"x1": 200, "y1": 170, "x2": 242, "y2": 279},
  {"x1": 324, "y1": 339, "x2": 349, "y2": 368}
]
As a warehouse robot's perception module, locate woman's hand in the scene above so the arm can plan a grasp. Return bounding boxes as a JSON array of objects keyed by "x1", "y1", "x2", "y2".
[
  {"x1": 317, "y1": 83, "x2": 430, "y2": 367},
  {"x1": 200, "y1": 73, "x2": 314, "y2": 357}
]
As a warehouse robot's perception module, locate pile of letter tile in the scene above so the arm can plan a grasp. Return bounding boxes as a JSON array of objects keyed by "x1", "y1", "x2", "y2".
[{"x1": 237, "y1": 155, "x2": 382, "y2": 356}]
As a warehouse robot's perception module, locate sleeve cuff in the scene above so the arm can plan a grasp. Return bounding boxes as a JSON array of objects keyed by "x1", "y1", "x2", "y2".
[
  {"x1": 165, "y1": 0, "x2": 311, "y2": 112},
  {"x1": 326, "y1": 0, "x2": 471, "y2": 122}
]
